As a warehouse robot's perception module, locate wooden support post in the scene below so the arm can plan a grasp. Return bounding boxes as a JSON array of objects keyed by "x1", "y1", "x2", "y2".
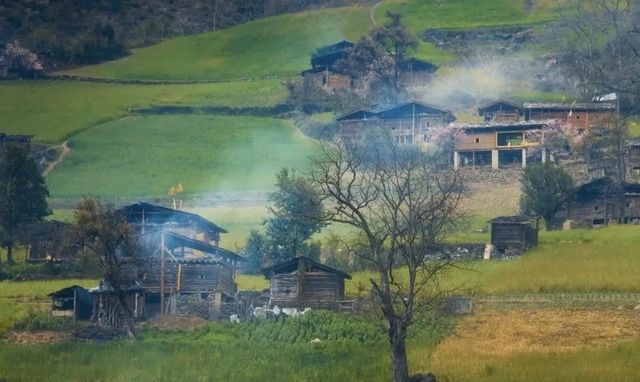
[
  {"x1": 73, "y1": 289, "x2": 78, "y2": 323},
  {"x1": 491, "y1": 149, "x2": 499, "y2": 170},
  {"x1": 160, "y1": 232, "x2": 166, "y2": 314}
]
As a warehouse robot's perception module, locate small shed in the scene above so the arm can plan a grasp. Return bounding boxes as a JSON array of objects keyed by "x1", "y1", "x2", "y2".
[
  {"x1": 48, "y1": 285, "x2": 93, "y2": 320},
  {"x1": 490, "y1": 216, "x2": 539, "y2": 252},
  {"x1": 89, "y1": 280, "x2": 145, "y2": 327},
  {"x1": 261, "y1": 257, "x2": 351, "y2": 310}
]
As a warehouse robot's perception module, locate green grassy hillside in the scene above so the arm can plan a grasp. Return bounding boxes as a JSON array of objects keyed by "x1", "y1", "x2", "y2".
[
  {"x1": 46, "y1": 115, "x2": 316, "y2": 198},
  {"x1": 0, "y1": 80, "x2": 287, "y2": 144},
  {"x1": 61, "y1": 7, "x2": 373, "y2": 81},
  {"x1": 377, "y1": 0, "x2": 566, "y2": 30}
]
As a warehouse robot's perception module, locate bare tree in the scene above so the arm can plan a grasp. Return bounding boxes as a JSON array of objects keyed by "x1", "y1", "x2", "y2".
[
  {"x1": 70, "y1": 197, "x2": 142, "y2": 338},
  {"x1": 581, "y1": 117, "x2": 630, "y2": 222},
  {"x1": 339, "y1": 12, "x2": 418, "y2": 105},
  {"x1": 307, "y1": 135, "x2": 465, "y2": 382},
  {"x1": 560, "y1": 0, "x2": 640, "y2": 110}
]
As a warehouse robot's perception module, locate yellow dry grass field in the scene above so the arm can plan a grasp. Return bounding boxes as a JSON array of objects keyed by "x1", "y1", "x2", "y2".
[{"x1": 426, "y1": 308, "x2": 640, "y2": 375}]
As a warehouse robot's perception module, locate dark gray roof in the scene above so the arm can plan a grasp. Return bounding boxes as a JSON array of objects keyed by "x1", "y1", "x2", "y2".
[
  {"x1": 261, "y1": 256, "x2": 351, "y2": 280},
  {"x1": 523, "y1": 102, "x2": 616, "y2": 111},
  {"x1": 490, "y1": 216, "x2": 539, "y2": 224},
  {"x1": 478, "y1": 98, "x2": 523, "y2": 113},
  {"x1": 118, "y1": 202, "x2": 227, "y2": 235},
  {"x1": 454, "y1": 120, "x2": 554, "y2": 130}
]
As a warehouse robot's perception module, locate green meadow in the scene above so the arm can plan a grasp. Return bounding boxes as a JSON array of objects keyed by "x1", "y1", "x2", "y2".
[
  {"x1": 377, "y1": 0, "x2": 567, "y2": 31},
  {"x1": 46, "y1": 115, "x2": 316, "y2": 198},
  {"x1": 0, "y1": 80, "x2": 287, "y2": 144},
  {"x1": 61, "y1": 7, "x2": 373, "y2": 81}
]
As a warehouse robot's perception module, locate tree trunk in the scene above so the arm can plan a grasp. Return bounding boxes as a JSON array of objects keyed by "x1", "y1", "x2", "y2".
[
  {"x1": 116, "y1": 292, "x2": 136, "y2": 339},
  {"x1": 544, "y1": 216, "x2": 553, "y2": 231},
  {"x1": 6, "y1": 243, "x2": 14, "y2": 265},
  {"x1": 389, "y1": 322, "x2": 410, "y2": 382}
]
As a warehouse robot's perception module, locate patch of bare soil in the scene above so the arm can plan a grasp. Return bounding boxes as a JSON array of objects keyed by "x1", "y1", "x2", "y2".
[
  {"x1": 72, "y1": 325, "x2": 126, "y2": 341},
  {"x1": 435, "y1": 309, "x2": 640, "y2": 358},
  {"x1": 5, "y1": 330, "x2": 71, "y2": 345},
  {"x1": 145, "y1": 314, "x2": 208, "y2": 330}
]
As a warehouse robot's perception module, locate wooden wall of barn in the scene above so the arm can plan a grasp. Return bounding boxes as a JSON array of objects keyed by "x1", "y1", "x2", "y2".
[
  {"x1": 269, "y1": 271, "x2": 345, "y2": 309},
  {"x1": 144, "y1": 262, "x2": 235, "y2": 295}
]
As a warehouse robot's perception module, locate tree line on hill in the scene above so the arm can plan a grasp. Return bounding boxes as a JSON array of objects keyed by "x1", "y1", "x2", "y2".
[{"x1": 0, "y1": 0, "x2": 374, "y2": 73}]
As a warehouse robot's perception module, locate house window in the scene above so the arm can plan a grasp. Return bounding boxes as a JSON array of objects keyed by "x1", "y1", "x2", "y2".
[
  {"x1": 475, "y1": 138, "x2": 480, "y2": 144},
  {"x1": 198, "y1": 275, "x2": 205, "y2": 280}
]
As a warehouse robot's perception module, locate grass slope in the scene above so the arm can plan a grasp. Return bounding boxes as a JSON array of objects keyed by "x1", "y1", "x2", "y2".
[
  {"x1": 46, "y1": 115, "x2": 316, "y2": 198},
  {"x1": 62, "y1": 7, "x2": 373, "y2": 81},
  {"x1": 0, "y1": 80, "x2": 287, "y2": 144},
  {"x1": 377, "y1": 0, "x2": 566, "y2": 31}
]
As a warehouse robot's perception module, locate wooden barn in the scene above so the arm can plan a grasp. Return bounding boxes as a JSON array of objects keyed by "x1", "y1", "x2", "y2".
[
  {"x1": 17, "y1": 220, "x2": 73, "y2": 262},
  {"x1": 301, "y1": 40, "x2": 353, "y2": 90},
  {"x1": 490, "y1": 216, "x2": 539, "y2": 252},
  {"x1": 0, "y1": 133, "x2": 32, "y2": 150},
  {"x1": 523, "y1": 102, "x2": 615, "y2": 129},
  {"x1": 628, "y1": 139, "x2": 640, "y2": 180},
  {"x1": 551, "y1": 178, "x2": 640, "y2": 229},
  {"x1": 262, "y1": 257, "x2": 351, "y2": 310},
  {"x1": 48, "y1": 285, "x2": 93, "y2": 320},
  {"x1": 478, "y1": 99, "x2": 523, "y2": 122}
]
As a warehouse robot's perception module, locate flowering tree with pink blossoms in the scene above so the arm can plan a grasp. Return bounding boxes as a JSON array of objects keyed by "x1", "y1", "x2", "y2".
[{"x1": 0, "y1": 41, "x2": 44, "y2": 79}]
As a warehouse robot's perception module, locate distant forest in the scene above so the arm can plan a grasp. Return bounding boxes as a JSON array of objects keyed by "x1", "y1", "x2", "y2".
[{"x1": 0, "y1": 0, "x2": 371, "y2": 70}]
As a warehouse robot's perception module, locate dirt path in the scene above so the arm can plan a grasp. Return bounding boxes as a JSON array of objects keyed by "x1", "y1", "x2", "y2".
[
  {"x1": 370, "y1": 1, "x2": 383, "y2": 27},
  {"x1": 43, "y1": 140, "x2": 70, "y2": 176}
]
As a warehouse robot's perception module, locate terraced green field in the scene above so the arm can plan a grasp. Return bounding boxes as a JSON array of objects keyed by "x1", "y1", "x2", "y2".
[
  {"x1": 0, "y1": 80, "x2": 287, "y2": 143},
  {"x1": 377, "y1": 0, "x2": 567, "y2": 31},
  {"x1": 61, "y1": 7, "x2": 373, "y2": 81},
  {"x1": 46, "y1": 115, "x2": 316, "y2": 198}
]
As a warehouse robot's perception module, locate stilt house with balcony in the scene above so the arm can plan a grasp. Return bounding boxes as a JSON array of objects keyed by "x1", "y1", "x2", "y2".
[
  {"x1": 338, "y1": 101, "x2": 456, "y2": 144},
  {"x1": 453, "y1": 120, "x2": 553, "y2": 170}
]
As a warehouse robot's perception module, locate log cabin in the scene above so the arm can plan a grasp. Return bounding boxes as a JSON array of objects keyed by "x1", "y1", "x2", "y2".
[
  {"x1": 478, "y1": 99, "x2": 523, "y2": 122},
  {"x1": 261, "y1": 257, "x2": 351, "y2": 310},
  {"x1": 453, "y1": 120, "x2": 551, "y2": 169},
  {"x1": 301, "y1": 40, "x2": 353, "y2": 90},
  {"x1": 490, "y1": 216, "x2": 539, "y2": 253},
  {"x1": 338, "y1": 101, "x2": 456, "y2": 145},
  {"x1": 551, "y1": 178, "x2": 640, "y2": 229},
  {"x1": 523, "y1": 102, "x2": 616, "y2": 129},
  {"x1": 0, "y1": 133, "x2": 32, "y2": 150}
]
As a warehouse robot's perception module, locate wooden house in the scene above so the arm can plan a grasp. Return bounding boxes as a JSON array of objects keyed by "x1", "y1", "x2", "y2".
[
  {"x1": 0, "y1": 133, "x2": 32, "y2": 150},
  {"x1": 17, "y1": 220, "x2": 73, "y2": 262},
  {"x1": 523, "y1": 102, "x2": 616, "y2": 129},
  {"x1": 301, "y1": 40, "x2": 353, "y2": 90},
  {"x1": 398, "y1": 58, "x2": 438, "y2": 87},
  {"x1": 89, "y1": 281, "x2": 145, "y2": 327},
  {"x1": 338, "y1": 102, "x2": 456, "y2": 145},
  {"x1": 478, "y1": 99, "x2": 523, "y2": 122},
  {"x1": 490, "y1": 216, "x2": 539, "y2": 253},
  {"x1": 628, "y1": 139, "x2": 640, "y2": 180},
  {"x1": 261, "y1": 257, "x2": 351, "y2": 309},
  {"x1": 453, "y1": 120, "x2": 551, "y2": 169},
  {"x1": 48, "y1": 285, "x2": 93, "y2": 320},
  {"x1": 551, "y1": 178, "x2": 640, "y2": 229},
  {"x1": 119, "y1": 202, "x2": 226, "y2": 247}
]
